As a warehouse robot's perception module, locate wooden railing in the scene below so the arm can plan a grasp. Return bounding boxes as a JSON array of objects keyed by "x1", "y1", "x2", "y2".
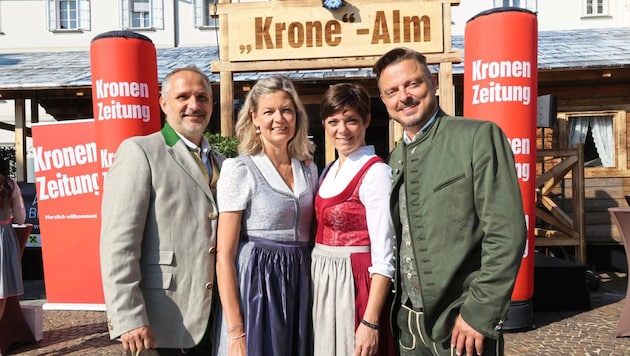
[{"x1": 535, "y1": 144, "x2": 586, "y2": 264}]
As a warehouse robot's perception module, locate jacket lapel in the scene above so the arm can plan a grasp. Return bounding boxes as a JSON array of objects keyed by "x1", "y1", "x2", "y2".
[{"x1": 161, "y1": 123, "x2": 214, "y2": 200}]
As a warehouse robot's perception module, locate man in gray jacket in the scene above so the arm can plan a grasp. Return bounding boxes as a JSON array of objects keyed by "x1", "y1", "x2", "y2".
[
  {"x1": 374, "y1": 47, "x2": 526, "y2": 356},
  {"x1": 100, "y1": 65, "x2": 224, "y2": 355}
]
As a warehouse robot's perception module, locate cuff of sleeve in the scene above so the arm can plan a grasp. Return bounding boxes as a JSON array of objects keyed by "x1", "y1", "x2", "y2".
[{"x1": 368, "y1": 262, "x2": 395, "y2": 279}]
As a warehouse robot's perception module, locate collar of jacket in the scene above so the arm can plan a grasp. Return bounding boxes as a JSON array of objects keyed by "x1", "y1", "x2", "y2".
[
  {"x1": 161, "y1": 122, "x2": 180, "y2": 147},
  {"x1": 418, "y1": 108, "x2": 445, "y2": 140}
]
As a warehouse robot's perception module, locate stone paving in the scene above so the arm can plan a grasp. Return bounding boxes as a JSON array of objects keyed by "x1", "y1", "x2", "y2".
[{"x1": 5, "y1": 272, "x2": 630, "y2": 355}]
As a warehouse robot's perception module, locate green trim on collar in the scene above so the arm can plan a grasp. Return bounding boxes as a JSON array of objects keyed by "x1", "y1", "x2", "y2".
[{"x1": 161, "y1": 123, "x2": 180, "y2": 147}]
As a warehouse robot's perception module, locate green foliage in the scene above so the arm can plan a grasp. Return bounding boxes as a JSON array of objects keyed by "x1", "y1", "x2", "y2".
[
  {"x1": 0, "y1": 146, "x2": 16, "y2": 178},
  {"x1": 205, "y1": 132, "x2": 239, "y2": 158}
]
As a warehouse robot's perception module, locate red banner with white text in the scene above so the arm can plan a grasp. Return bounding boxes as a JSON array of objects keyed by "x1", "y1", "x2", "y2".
[{"x1": 32, "y1": 119, "x2": 104, "y2": 308}]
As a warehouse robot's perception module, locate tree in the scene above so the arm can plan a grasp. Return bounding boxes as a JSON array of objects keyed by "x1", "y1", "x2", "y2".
[{"x1": 0, "y1": 146, "x2": 16, "y2": 178}]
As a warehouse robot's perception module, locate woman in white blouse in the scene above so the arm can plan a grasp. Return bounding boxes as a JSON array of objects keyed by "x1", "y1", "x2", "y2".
[
  {"x1": 214, "y1": 75, "x2": 317, "y2": 356},
  {"x1": 312, "y1": 83, "x2": 396, "y2": 356}
]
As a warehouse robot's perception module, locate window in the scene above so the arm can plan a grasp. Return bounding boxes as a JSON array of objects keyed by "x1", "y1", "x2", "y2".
[
  {"x1": 59, "y1": 0, "x2": 77, "y2": 29},
  {"x1": 194, "y1": 0, "x2": 219, "y2": 28},
  {"x1": 493, "y1": 0, "x2": 537, "y2": 12},
  {"x1": 584, "y1": 0, "x2": 608, "y2": 16},
  {"x1": 569, "y1": 115, "x2": 614, "y2": 167},
  {"x1": 558, "y1": 111, "x2": 627, "y2": 174},
  {"x1": 132, "y1": 0, "x2": 150, "y2": 28},
  {"x1": 47, "y1": 0, "x2": 91, "y2": 31},
  {"x1": 121, "y1": 0, "x2": 164, "y2": 29}
]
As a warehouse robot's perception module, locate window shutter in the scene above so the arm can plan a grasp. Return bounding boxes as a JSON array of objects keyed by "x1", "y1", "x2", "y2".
[
  {"x1": 193, "y1": 0, "x2": 203, "y2": 28},
  {"x1": 151, "y1": 0, "x2": 164, "y2": 29},
  {"x1": 47, "y1": 0, "x2": 57, "y2": 30},
  {"x1": 121, "y1": 0, "x2": 130, "y2": 28},
  {"x1": 79, "y1": 0, "x2": 91, "y2": 30}
]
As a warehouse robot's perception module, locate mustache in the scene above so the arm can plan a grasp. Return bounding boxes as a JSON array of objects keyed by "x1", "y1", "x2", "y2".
[
  {"x1": 396, "y1": 97, "x2": 419, "y2": 111},
  {"x1": 182, "y1": 110, "x2": 207, "y2": 117}
]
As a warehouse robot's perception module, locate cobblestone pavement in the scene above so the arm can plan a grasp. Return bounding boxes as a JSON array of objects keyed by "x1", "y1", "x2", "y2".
[{"x1": 6, "y1": 272, "x2": 630, "y2": 355}]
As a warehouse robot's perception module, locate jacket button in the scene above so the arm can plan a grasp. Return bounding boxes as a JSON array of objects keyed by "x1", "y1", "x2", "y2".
[
  {"x1": 208, "y1": 212, "x2": 218, "y2": 219},
  {"x1": 205, "y1": 282, "x2": 213, "y2": 290},
  {"x1": 208, "y1": 246, "x2": 217, "y2": 254}
]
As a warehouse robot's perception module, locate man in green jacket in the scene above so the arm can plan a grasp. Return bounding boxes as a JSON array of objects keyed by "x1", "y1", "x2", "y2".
[{"x1": 374, "y1": 47, "x2": 526, "y2": 356}]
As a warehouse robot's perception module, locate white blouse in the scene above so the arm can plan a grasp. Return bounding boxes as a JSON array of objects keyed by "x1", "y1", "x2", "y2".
[{"x1": 317, "y1": 145, "x2": 395, "y2": 279}]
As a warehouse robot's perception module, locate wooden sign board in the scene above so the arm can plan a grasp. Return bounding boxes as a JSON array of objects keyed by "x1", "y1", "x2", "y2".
[{"x1": 217, "y1": 0, "x2": 444, "y2": 62}]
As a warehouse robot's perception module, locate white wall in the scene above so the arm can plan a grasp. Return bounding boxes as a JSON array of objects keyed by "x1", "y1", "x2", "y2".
[
  {"x1": 0, "y1": 0, "x2": 220, "y2": 53},
  {"x1": 2, "y1": 0, "x2": 629, "y2": 52},
  {"x1": 451, "y1": 0, "x2": 630, "y2": 36}
]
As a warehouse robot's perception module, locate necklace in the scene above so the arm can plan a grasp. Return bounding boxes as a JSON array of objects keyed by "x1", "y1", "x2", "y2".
[
  {"x1": 282, "y1": 163, "x2": 291, "y2": 181},
  {"x1": 273, "y1": 161, "x2": 293, "y2": 187}
]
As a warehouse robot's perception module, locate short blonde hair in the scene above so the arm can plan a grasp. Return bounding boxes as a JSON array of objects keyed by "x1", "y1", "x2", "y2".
[{"x1": 235, "y1": 75, "x2": 314, "y2": 160}]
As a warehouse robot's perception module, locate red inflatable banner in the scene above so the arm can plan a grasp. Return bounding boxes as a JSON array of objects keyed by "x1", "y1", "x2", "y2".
[
  {"x1": 32, "y1": 120, "x2": 104, "y2": 308},
  {"x1": 464, "y1": 8, "x2": 538, "y2": 330},
  {"x1": 91, "y1": 31, "x2": 161, "y2": 182}
]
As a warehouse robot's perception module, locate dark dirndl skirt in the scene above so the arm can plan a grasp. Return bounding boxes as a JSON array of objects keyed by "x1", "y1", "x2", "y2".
[
  {"x1": 0, "y1": 223, "x2": 24, "y2": 298},
  {"x1": 243, "y1": 237, "x2": 313, "y2": 356}
]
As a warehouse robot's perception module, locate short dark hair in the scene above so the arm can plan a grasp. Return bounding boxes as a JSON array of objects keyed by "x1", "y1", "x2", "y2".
[
  {"x1": 320, "y1": 83, "x2": 371, "y2": 122},
  {"x1": 372, "y1": 47, "x2": 430, "y2": 82}
]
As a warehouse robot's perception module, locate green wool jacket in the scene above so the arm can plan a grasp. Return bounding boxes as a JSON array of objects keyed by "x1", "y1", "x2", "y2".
[{"x1": 388, "y1": 109, "x2": 527, "y2": 342}]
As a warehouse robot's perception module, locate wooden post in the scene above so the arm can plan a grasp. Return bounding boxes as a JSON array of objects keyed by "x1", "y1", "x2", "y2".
[
  {"x1": 14, "y1": 99, "x2": 27, "y2": 182},
  {"x1": 438, "y1": 2, "x2": 455, "y2": 115},
  {"x1": 218, "y1": 0, "x2": 234, "y2": 137},
  {"x1": 574, "y1": 143, "x2": 587, "y2": 264}
]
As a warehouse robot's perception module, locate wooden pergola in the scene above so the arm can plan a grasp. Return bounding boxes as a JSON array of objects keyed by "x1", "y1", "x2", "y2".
[{"x1": 211, "y1": 0, "x2": 461, "y2": 162}]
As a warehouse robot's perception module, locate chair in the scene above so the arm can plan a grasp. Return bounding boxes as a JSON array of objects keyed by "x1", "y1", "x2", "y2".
[
  {"x1": 607, "y1": 208, "x2": 630, "y2": 337},
  {"x1": 0, "y1": 224, "x2": 36, "y2": 353}
]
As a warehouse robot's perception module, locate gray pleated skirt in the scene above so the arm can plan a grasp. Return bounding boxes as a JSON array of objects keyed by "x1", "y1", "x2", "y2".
[{"x1": 0, "y1": 223, "x2": 24, "y2": 298}]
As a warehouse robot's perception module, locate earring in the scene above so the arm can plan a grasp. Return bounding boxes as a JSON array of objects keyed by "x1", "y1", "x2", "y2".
[{"x1": 255, "y1": 126, "x2": 261, "y2": 134}]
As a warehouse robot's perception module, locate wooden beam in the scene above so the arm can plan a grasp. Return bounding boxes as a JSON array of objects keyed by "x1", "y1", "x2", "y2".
[
  {"x1": 14, "y1": 99, "x2": 27, "y2": 182},
  {"x1": 573, "y1": 143, "x2": 587, "y2": 264},
  {"x1": 219, "y1": 72, "x2": 234, "y2": 136},
  {"x1": 211, "y1": 51, "x2": 462, "y2": 73},
  {"x1": 536, "y1": 207, "x2": 578, "y2": 238},
  {"x1": 535, "y1": 237, "x2": 580, "y2": 247},
  {"x1": 534, "y1": 227, "x2": 569, "y2": 239},
  {"x1": 537, "y1": 148, "x2": 579, "y2": 158},
  {"x1": 438, "y1": 2, "x2": 455, "y2": 115},
  {"x1": 540, "y1": 195, "x2": 574, "y2": 229},
  {"x1": 0, "y1": 122, "x2": 32, "y2": 137},
  {"x1": 537, "y1": 155, "x2": 577, "y2": 194},
  {"x1": 218, "y1": 0, "x2": 234, "y2": 137}
]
